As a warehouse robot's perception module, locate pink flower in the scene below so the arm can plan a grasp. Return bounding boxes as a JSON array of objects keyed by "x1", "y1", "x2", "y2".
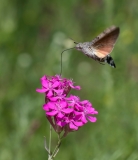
[
  {"x1": 36, "y1": 75, "x2": 98, "y2": 136},
  {"x1": 49, "y1": 89, "x2": 66, "y2": 101},
  {"x1": 43, "y1": 101, "x2": 73, "y2": 118},
  {"x1": 36, "y1": 77, "x2": 60, "y2": 97}
]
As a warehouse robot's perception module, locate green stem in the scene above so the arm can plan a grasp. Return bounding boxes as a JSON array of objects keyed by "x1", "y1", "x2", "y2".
[
  {"x1": 49, "y1": 134, "x2": 61, "y2": 160},
  {"x1": 49, "y1": 125, "x2": 52, "y2": 154}
]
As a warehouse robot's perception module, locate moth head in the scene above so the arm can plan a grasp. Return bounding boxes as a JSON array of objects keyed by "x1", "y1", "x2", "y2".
[{"x1": 75, "y1": 43, "x2": 83, "y2": 51}]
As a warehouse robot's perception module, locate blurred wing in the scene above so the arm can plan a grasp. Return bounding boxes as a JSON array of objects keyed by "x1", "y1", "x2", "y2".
[{"x1": 91, "y1": 26, "x2": 120, "y2": 58}]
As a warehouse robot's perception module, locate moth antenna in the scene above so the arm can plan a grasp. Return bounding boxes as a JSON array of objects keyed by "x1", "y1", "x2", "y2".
[
  {"x1": 68, "y1": 37, "x2": 78, "y2": 44},
  {"x1": 60, "y1": 47, "x2": 75, "y2": 76}
]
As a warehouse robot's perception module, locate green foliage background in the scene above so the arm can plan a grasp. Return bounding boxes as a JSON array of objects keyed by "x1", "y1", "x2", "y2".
[{"x1": 0, "y1": 0, "x2": 138, "y2": 159}]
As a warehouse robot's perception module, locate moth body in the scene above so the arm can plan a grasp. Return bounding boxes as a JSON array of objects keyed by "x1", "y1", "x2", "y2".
[
  {"x1": 76, "y1": 42, "x2": 116, "y2": 68},
  {"x1": 75, "y1": 26, "x2": 120, "y2": 68},
  {"x1": 76, "y1": 42, "x2": 95, "y2": 58}
]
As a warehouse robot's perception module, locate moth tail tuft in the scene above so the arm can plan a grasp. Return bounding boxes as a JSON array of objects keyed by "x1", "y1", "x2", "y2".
[{"x1": 106, "y1": 55, "x2": 116, "y2": 68}]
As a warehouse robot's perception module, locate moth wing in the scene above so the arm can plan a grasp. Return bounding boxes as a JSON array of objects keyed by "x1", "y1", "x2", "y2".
[{"x1": 91, "y1": 26, "x2": 120, "y2": 58}]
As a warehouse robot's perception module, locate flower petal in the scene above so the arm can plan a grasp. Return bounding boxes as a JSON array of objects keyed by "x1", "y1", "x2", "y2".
[
  {"x1": 62, "y1": 108, "x2": 73, "y2": 113},
  {"x1": 41, "y1": 80, "x2": 49, "y2": 88},
  {"x1": 87, "y1": 116, "x2": 97, "y2": 122},
  {"x1": 81, "y1": 100, "x2": 89, "y2": 105},
  {"x1": 47, "y1": 90, "x2": 53, "y2": 97},
  {"x1": 46, "y1": 102, "x2": 56, "y2": 109},
  {"x1": 40, "y1": 75, "x2": 47, "y2": 81},
  {"x1": 49, "y1": 97, "x2": 59, "y2": 101},
  {"x1": 57, "y1": 112, "x2": 64, "y2": 118},
  {"x1": 46, "y1": 110, "x2": 58, "y2": 116},
  {"x1": 57, "y1": 121, "x2": 66, "y2": 127},
  {"x1": 43, "y1": 104, "x2": 49, "y2": 111},
  {"x1": 74, "y1": 86, "x2": 81, "y2": 90},
  {"x1": 52, "y1": 81, "x2": 60, "y2": 88},
  {"x1": 36, "y1": 88, "x2": 47, "y2": 93},
  {"x1": 60, "y1": 101, "x2": 68, "y2": 108},
  {"x1": 69, "y1": 122, "x2": 78, "y2": 130},
  {"x1": 81, "y1": 115, "x2": 88, "y2": 124},
  {"x1": 73, "y1": 121, "x2": 83, "y2": 127}
]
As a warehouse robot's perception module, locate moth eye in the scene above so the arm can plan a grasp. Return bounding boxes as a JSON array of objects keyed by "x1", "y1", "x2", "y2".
[{"x1": 79, "y1": 46, "x2": 82, "y2": 49}]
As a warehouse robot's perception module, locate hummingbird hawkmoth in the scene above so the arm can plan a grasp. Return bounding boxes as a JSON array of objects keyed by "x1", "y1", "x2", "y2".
[
  {"x1": 75, "y1": 26, "x2": 120, "y2": 68},
  {"x1": 60, "y1": 26, "x2": 120, "y2": 75}
]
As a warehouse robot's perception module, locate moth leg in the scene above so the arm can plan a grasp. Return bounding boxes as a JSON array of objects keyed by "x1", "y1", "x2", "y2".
[
  {"x1": 86, "y1": 54, "x2": 91, "y2": 58},
  {"x1": 99, "y1": 62, "x2": 105, "y2": 65},
  {"x1": 99, "y1": 58, "x2": 105, "y2": 65}
]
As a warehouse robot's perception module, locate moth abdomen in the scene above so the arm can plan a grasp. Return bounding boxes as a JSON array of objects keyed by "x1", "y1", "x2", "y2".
[{"x1": 105, "y1": 55, "x2": 116, "y2": 68}]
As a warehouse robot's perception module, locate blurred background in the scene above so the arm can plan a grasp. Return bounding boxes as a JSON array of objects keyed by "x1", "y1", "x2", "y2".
[{"x1": 0, "y1": 0, "x2": 138, "y2": 159}]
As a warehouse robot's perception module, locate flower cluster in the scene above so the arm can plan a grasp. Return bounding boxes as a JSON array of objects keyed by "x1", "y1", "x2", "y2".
[{"x1": 36, "y1": 75, "x2": 98, "y2": 136}]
